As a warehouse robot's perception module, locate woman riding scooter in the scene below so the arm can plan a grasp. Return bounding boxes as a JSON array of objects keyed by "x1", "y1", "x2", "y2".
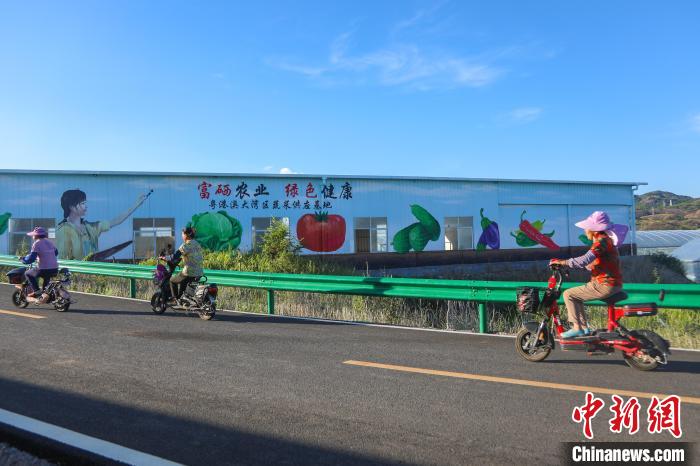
[
  {"x1": 549, "y1": 211, "x2": 628, "y2": 339},
  {"x1": 20, "y1": 227, "x2": 59, "y2": 298},
  {"x1": 163, "y1": 226, "x2": 204, "y2": 304}
]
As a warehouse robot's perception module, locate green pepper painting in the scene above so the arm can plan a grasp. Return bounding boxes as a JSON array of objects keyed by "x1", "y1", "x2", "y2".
[
  {"x1": 510, "y1": 210, "x2": 560, "y2": 250},
  {"x1": 0, "y1": 212, "x2": 10, "y2": 235},
  {"x1": 579, "y1": 234, "x2": 593, "y2": 247}
]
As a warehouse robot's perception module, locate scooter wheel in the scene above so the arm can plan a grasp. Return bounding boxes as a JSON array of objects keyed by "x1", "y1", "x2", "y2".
[
  {"x1": 623, "y1": 352, "x2": 659, "y2": 371},
  {"x1": 54, "y1": 299, "x2": 70, "y2": 312},
  {"x1": 623, "y1": 331, "x2": 659, "y2": 371},
  {"x1": 199, "y1": 302, "x2": 215, "y2": 321},
  {"x1": 515, "y1": 327, "x2": 551, "y2": 362},
  {"x1": 150, "y1": 292, "x2": 167, "y2": 314},
  {"x1": 12, "y1": 290, "x2": 28, "y2": 309}
]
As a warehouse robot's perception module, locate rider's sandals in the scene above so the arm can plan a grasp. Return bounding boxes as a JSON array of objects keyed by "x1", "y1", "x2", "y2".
[{"x1": 562, "y1": 329, "x2": 585, "y2": 339}]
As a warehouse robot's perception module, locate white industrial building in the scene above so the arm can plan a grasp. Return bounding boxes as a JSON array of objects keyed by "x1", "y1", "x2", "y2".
[{"x1": 0, "y1": 170, "x2": 642, "y2": 262}]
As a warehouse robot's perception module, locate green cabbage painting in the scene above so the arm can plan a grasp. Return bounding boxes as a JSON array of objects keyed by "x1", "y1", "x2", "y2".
[
  {"x1": 187, "y1": 211, "x2": 242, "y2": 251},
  {"x1": 0, "y1": 212, "x2": 10, "y2": 235}
]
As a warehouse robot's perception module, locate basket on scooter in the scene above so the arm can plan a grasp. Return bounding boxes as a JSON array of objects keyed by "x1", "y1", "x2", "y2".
[
  {"x1": 516, "y1": 287, "x2": 540, "y2": 313},
  {"x1": 6, "y1": 267, "x2": 27, "y2": 285},
  {"x1": 194, "y1": 284, "x2": 209, "y2": 300}
]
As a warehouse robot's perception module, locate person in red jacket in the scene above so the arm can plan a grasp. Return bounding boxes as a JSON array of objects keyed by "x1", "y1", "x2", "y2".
[{"x1": 550, "y1": 211, "x2": 628, "y2": 339}]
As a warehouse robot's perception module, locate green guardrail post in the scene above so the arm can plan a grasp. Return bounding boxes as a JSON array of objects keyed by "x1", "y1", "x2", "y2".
[
  {"x1": 130, "y1": 278, "x2": 136, "y2": 299},
  {"x1": 267, "y1": 289, "x2": 275, "y2": 315},
  {"x1": 478, "y1": 302, "x2": 488, "y2": 333}
]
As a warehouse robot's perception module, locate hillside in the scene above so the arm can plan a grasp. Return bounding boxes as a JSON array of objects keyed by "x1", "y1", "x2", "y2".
[{"x1": 636, "y1": 191, "x2": 700, "y2": 230}]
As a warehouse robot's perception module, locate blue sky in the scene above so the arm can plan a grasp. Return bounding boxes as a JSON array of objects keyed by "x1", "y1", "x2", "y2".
[{"x1": 1, "y1": 1, "x2": 699, "y2": 195}]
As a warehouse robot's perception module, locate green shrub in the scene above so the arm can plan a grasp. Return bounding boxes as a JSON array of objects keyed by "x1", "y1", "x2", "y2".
[
  {"x1": 140, "y1": 219, "x2": 353, "y2": 276},
  {"x1": 649, "y1": 252, "x2": 687, "y2": 278}
]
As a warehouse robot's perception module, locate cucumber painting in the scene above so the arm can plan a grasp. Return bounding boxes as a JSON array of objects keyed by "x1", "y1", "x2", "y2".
[{"x1": 391, "y1": 205, "x2": 440, "y2": 253}]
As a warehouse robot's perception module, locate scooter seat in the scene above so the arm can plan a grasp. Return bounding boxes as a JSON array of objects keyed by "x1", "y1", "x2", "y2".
[{"x1": 602, "y1": 291, "x2": 628, "y2": 305}]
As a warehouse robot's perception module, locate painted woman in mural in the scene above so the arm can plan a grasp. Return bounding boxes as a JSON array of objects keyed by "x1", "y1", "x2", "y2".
[{"x1": 55, "y1": 189, "x2": 149, "y2": 260}]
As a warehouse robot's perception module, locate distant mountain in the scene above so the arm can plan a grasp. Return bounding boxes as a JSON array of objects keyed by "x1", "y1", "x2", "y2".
[{"x1": 636, "y1": 191, "x2": 700, "y2": 230}]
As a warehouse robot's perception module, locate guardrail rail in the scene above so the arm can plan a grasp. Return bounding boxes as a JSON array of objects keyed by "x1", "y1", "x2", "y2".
[{"x1": 1, "y1": 255, "x2": 698, "y2": 333}]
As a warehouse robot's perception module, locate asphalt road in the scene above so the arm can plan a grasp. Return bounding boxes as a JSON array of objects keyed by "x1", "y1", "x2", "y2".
[{"x1": 0, "y1": 283, "x2": 698, "y2": 465}]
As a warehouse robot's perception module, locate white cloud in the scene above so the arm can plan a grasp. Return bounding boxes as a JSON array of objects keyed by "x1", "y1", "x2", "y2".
[
  {"x1": 263, "y1": 165, "x2": 274, "y2": 172},
  {"x1": 268, "y1": 30, "x2": 503, "y2": 91},
  {"x1": 279, "y1": 167, "x2": 298, "y2": 174},
  {"x1": 391, "y1": 1, "x2": 449, "y2": 36},
  {"x1": 691, "y1": 113, "x2": 700, "y2": 133},
  {"x1": 508, "y1": 107, "x2": 543, "y2": 123}
]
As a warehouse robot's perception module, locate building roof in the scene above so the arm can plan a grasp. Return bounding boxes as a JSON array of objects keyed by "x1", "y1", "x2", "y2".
[
  {"x1": 636, "y1": 230, "x2": 700, "y2": 249},
  {"x1": 0, "y1": 169, "x2": 647, "y2": 187},
  {"x1": 672, "y1": 238, "x2": 700, "y2": 261}
]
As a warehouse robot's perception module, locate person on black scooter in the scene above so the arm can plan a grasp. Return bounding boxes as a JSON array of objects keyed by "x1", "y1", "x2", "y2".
[
  {"x1": 549, "y1": 211, "x2": 628, "y2": 339},
  {"x1": 20, "y1": 227, "x2": 59, "y2": 298},
  {"x1": 163, "y1": 226, "x2": 203, "y2": 304}
]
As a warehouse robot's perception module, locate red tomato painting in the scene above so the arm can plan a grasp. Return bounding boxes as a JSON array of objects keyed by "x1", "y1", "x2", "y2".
[{"x1": 296, "y1": 212, "x2": 346, "y2": 252}]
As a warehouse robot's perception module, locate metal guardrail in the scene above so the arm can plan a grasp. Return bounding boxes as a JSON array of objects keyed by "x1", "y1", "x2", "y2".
[{"x1": 1, "y1": 255, "x2": 699, "y2": 333}]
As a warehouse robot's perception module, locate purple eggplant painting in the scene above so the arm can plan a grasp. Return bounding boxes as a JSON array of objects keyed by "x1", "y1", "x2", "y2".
[{"x1": 476, "y1": 208, "x2": 500, "y2": 251}]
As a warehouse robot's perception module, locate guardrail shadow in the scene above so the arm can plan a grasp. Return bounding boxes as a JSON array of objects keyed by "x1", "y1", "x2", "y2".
[
  {"x1": 544, "y1": 358, "x2": 700, "y2": 375},
  {"x1": 66, "y1": 306, "x2": 361, "y2": 326},
  {"x1": 0, "y1": 377, "x2": 406, "y2": 466}
]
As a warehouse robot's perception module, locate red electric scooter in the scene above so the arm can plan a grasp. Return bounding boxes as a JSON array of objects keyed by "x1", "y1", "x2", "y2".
[{"x1": 515, "y1": 264, "x2": 670, "y2": 371}]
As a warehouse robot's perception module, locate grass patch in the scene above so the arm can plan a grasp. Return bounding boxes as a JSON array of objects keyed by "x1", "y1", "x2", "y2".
[{"x1": 2, "y1": 224, "x2": 698, "y2": 349}]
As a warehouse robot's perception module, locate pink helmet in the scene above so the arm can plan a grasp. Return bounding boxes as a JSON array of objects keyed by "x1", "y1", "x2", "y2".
[{"x1": 27, "y1": 226, "x2": 48, "y2": 237}]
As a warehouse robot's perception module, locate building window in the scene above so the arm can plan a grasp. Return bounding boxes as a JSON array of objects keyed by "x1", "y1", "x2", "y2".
[
  {"x1": 354, "y1": 217, "x2": 388, "y2": 253},
  {"x1": 8, "y1": 218, "x2": 56, "y2": 255},
  {"x1": 444, "y1": 217, "x2": 473, "y2": 251},
  {"x1": 252, "y1": 217, "x2": 289, "y2": 248},
  {"x1": 133, "y1": 218, "x2": 175, "y2": 259}
]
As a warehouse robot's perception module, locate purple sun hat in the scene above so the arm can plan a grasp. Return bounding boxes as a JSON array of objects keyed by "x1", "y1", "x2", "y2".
[
  {"x1": 575, "y1": 211, "x2": 628, "y2": 246},
  {"x1": 575, "y1": 211, "x2": 612, "y2": 232},
  {"x1": 26, "y1": 226, "x2": 48, "y2": 237}
]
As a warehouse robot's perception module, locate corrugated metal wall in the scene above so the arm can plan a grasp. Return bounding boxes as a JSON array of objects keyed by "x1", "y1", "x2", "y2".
[{"x1": 0, "y1": 171, "x2": 636, "y2": 258}]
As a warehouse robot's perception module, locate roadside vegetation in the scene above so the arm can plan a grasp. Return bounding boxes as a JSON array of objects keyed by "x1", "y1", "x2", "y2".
[{"x1": 2, "y1": 220, "x2": 698, "y2": 348}]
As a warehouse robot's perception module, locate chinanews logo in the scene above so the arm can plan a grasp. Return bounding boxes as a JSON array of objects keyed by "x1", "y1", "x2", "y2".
[
  {"x1": 563, "y1": 392, "x2": 692, "y2": 465},
  {"x1": 571, "y1": 392, "x2": 682, "y2": 439}
]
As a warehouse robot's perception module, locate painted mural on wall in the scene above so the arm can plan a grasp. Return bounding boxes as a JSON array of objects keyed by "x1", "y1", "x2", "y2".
[
  {"x1": 187, "y1": 211, "x2": 243, "y2": 251},
  {"x1": 296, "y1": 212, "x2": 346, "y2": 252},
  {"x1": 56, "y1": 189, "x2": 151, "y2": 260},
  {"x1": 476, "y1": 208, "x2": 500, "y2": 251},
  {"x1": 510, "y1": 210, "x2": 560, "y2": 250},
  {"x1": 0, "y1": 212, "x2": 10, "y2": 235},
  {"x1": 0, "y1": 172, "x2": 637, "y2": 258},
  {"x1": 391, "y1": 205, "x2": 441, "y2": 253},
  {"x1": 197, "y1": 180, "x2": 353, "y2": 212}
]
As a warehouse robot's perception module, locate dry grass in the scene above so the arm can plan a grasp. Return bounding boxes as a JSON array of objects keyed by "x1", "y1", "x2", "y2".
[{"x1": 2, "y1": 256, "x2": 698, "y2": 349}]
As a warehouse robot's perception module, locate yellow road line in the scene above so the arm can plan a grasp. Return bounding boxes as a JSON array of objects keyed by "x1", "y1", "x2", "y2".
[
  {"x1": 343, "y1": 360, "x2": 700, "y2": 405},
  {"x1": 0, "y1": 309, "x2": 46, "y2": 319}
]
